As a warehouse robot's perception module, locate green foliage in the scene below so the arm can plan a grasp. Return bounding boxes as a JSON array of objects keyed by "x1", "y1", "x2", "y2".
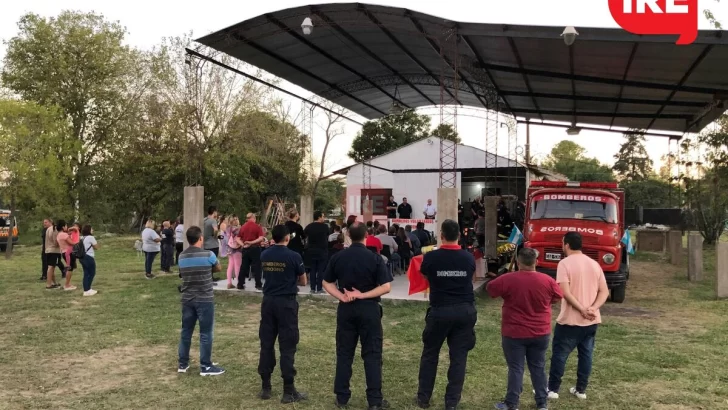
[
  {"x1": 621, "y1": 179, "x2": 679, "y2": 209},
  {"x1": 1, "y1": 11, "x2": 147, "y2": 213},
  {"x1": 613, "y1": 131, "x2": 653, "y2": 182},
  {"x1": 0, "y1": 100, "x2": 75, "y2": 231},
  {"x1": 313, "y1": 178, "x2": 346, "y2": 215},
  {"x1": 541, "y1": 140, "x2": 616, "y2": 182},
  {"x1": 430, "y1": 123, "x2": 461, "y2": 144},
  {"x1": 681, "y1": 116, "x2": 728, "y2": 244},
  {"x1": 348, "y1": 110, "x2": 459, "y2": 162}
]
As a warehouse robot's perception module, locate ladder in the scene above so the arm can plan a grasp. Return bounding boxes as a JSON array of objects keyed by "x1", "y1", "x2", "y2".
[{"x1": 263, "y1": 196, "x2": 295, "y2": 229}]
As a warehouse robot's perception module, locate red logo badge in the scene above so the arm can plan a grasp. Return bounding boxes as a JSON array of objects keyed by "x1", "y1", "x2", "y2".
[{"x1": 609, "y1": 0, "x2": 698, "y2": 45}]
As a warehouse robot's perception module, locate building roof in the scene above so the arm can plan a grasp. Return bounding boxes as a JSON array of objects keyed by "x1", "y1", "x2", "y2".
[
  {"x1": 331, "y1": 137, "x2": 520, "y2": 175},
  {"x1": 196, "y1": 3, "x2": 728, "y2": 134}
]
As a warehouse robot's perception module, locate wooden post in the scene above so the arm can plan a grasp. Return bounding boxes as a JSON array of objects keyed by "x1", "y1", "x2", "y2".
[
  {"x1": 669, "y1": 230, "x2": 682, "y2": 265},
  {"x1": 717, "y1": 242, "x2": 728, "y2": 298},
  {"x1": 687, "y1": 234, "x2": 703, "y2": 282}
]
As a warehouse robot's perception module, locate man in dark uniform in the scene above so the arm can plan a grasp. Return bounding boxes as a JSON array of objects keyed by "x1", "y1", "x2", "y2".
[
  {"x1": 457, "y1": 199, "x2": 464, "y2": 229},
  {"x1": 258, "y1": 225, "x2": 308, "y2": 404},
  {"x1": 415, "y1": 219, "x2": 477, "y2": 410},
  {"x1": 398, "y1": 197, "x2": 413, "y2": 219},
  {"x1": 386, "y1": 196, "x2": 398, "y2": 220},
  {"x1": 323, "y1": 223, "x2": 393, "y2": 410}
]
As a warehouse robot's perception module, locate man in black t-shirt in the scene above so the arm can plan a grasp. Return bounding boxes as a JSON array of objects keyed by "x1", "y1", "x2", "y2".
[
  {"x1": 398, "y1": 197, "x2": 413, "y2": 219},
  {"x1": 303, "y1": 211, "x2": 330, "y2": 294},
  {"x1": 258, "y1": 225, "x2": 308, "y2": 404},
  {"x1": 416, "y1": 219, "x2": 477, "y2": 410},
  {"x1": 323, "y1": 223, "x2": 393, "y2": 410},
  {"x1": 386, "y1": 196, "x2": 398, "y2": 219}
]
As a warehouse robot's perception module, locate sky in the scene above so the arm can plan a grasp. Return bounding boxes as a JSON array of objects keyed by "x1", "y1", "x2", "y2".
[{"x1": 1, "y1": 0, "x2": 726, "y2": 175}]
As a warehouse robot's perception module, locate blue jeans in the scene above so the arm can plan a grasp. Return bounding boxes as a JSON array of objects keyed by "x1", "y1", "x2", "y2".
[
  {"x1": 178, "y1": 301, "x2": 215, "y2": 369},
  {"x1": 144, "y1": 251, "x2": 158, "y2": 275},
  {"x1": 79, "y1": 255, "x2": 97, "y2": 291},
  {"x1": 502, "y1": 335, "x2": 550, "y2": 409},
  {"x1": 548, "y1": 324, "x2": 598, "y2": 393}
]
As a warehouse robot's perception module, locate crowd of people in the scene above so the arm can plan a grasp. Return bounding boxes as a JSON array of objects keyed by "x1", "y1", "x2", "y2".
[
  {"x1": 172, "y1": 207, "x2": 606, "y2": 410},
  {"x1": 41, "y1": 218, "x2": 99, "y2": 296}
]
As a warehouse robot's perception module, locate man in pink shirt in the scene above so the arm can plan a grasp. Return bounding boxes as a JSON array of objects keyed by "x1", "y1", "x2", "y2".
[{"x1": 547, "y1": 232, "x2": 609, "y2": 401}]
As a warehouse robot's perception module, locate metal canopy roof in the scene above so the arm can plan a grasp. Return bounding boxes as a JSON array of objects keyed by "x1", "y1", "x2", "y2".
[{"x1": 196, "y1": 3, "x2": 728, "y2": 134}]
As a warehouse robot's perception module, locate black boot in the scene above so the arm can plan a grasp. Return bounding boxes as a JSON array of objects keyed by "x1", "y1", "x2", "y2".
[
  {"x1": 281, "y1": 384, "x2": 307, "y2": 404},
  {"x1": 258, "y1": 388, "x2": 271, "y2": 400},
  {"x1": 258, "y1": 377, "x2": 272, "y2": 400},
  {"x1": 415, "y1": 395, "x2": 430, "y2": 409},
  {"x1": 368, "y1": 399, "x2": 390, "y2": 410}
]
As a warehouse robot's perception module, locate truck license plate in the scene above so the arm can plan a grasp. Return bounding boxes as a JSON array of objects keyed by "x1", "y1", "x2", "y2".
[{"x1": 545, "y1": 253, "x2": 562, "y2": 261}]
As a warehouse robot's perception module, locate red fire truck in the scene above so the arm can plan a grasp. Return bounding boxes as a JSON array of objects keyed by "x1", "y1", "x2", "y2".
[{"x1": 523, "y1": 181, "x2": 629, "y2": 303}]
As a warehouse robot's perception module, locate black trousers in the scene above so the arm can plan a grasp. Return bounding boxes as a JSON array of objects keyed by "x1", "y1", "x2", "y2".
[
  {"x1": 258, "y1": 295, "x2": 299, "y2": 386},
  {"x1": 175, "y1": 242, "x2": 183, "y2": 265},
  {"x1": 41, "y1": 251, "x2": 47, "y2": 278},
  {"x1": 417, "y1": 303, "x2": 477, "y2": 407},
  {"x1": 335, "y1": 301, "x2": 384, "y2": 407},
  {"x1": 240, "y1": 247, "x2": 262, "y2": 288},
  {"x1": 161, "y1": 243, "x2": 174, "y2": 272}
]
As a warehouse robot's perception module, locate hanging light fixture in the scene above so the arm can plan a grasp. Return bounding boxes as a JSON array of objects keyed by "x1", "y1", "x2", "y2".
[{"x1": 389, "y1": 84, "x2": 404, "y2": 115}]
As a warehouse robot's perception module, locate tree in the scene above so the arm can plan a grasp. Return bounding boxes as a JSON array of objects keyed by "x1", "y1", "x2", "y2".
[
  {"x1": 1, "y1": 11, "x2": 154, "y2": 217},
  {"x1": 430, "y1": 123, "x2": 461, "y2": 144},
  {"x1": 613, "y1": 130, "x2": 653, "y2": 182},
  {"x1": 311, "y1": 101, "x2": 346, "y2": 199},
  {"x1": 313, "y1": 178, "x2": 346, "y2": 215},
  {"x1": 348, "y1": 109, "x2": 459, "y2": 162},
  {"x1": 704, "y1": 0, "x2": 722, "y2": 29},
  {"x1": 0, "y1": 100, "x2": 74, "y2": 257},
  {"x1": 621, "y1": 179, "x2": 679, "y2": 209},
  {"x1": 681, "y1": 116, "x2": 728, "y2": 244},
  {"x1": 541, "y1": 140, "x2": 615, "y2": 182}
]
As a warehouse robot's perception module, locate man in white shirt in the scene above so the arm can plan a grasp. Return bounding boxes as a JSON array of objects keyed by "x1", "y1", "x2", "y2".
[{"x1": 423, "y1": 199, "x2": 437, "y2": 220}]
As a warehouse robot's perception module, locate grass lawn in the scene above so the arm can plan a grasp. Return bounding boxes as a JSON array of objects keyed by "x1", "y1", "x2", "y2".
[{"x1": 1, "y1": 236, "x2": 728, "y2": 410}]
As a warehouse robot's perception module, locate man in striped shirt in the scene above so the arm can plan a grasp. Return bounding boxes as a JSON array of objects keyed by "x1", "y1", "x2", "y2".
[{"x1": 178, "y1": 226, "x2": 225, "y2": 376}]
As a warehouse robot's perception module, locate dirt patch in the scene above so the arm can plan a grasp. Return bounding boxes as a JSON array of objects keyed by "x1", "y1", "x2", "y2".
[
  {"x1": 601, "y1": 305, "x2": 660, "y2": 318},
  {"x1": 32, "y1": 344, "x2": 171, "y2": 397}
]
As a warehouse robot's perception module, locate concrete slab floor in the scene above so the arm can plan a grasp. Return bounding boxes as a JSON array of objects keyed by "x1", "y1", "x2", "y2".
[{"x1": 213, "y1": 274, "x2": 487, "y2": 303}]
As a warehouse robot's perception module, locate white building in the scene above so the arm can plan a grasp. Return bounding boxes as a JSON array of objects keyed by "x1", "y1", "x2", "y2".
[{"x1": 332, "y1": 138, "x2": 565, "y2": 218}]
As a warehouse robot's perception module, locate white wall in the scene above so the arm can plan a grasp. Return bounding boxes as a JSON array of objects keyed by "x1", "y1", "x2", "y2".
[
  {"x1": 368, "y1": 138, "x2": 517, "y2": 171},
  {"x1": 345, "y1": 164, "x2": 394, "y2": 215},
  {"x1": 392, "y1": 172, "x2": 440, "y2": 217},
  {"x1": 346, "y1": 167, "x2": 464, "y2": 218}
]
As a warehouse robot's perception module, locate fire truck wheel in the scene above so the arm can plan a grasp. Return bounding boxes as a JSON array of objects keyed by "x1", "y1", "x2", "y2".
[{"x1": 611, "y1": 284, "x2": 626, "y2": 303}]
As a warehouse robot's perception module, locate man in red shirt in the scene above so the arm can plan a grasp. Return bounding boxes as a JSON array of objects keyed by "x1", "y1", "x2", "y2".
[
  {"x1": 236, "y1": 213, "x2": 266, "y2": 291},
  {"x1": 487, "y1": 248, "x2": 563, "y2": 410}
]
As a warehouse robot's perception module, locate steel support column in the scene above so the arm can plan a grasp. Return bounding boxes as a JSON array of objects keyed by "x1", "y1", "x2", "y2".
[{"x1": 438, "y1": 26, "x2": 459, "y2": 189}]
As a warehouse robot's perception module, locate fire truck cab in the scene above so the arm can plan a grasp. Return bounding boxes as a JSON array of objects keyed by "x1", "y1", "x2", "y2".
[{"x1": 523, "y1": 181, "x2": 629, "y2": 303}]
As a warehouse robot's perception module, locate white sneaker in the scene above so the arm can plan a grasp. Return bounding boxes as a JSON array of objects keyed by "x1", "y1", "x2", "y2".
[
  {"x1": 83, "y1": 289, "x2": 98, "y2": 297},
  {"x1": 569, "y1": 387, "x2": 587, "y2": 400},
  {"x1": 532, "y1": 389, "x2": 559, "y2": 400}
]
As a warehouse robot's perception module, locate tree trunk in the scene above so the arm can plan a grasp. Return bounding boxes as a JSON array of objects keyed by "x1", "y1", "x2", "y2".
[{"x1": 5, "y1": 194, "x2": 16, "y2": 259}]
